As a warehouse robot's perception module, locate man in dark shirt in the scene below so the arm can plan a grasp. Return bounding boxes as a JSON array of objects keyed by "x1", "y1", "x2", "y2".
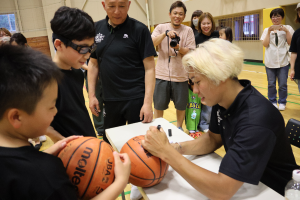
[
  {"x1": 88, "y1": 0, "x2": 156, "y2": 143},
  {"x1": 142, "y1": 38, "x2": 298, "y2": 198}
]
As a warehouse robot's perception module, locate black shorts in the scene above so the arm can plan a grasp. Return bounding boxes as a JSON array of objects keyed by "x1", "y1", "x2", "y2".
[
  {"x1": 153, "y1": 79, "x2": 188, "y2": 110},
  {"x1": 103, "y1": 97, "x2": 144, "y2": 143}
]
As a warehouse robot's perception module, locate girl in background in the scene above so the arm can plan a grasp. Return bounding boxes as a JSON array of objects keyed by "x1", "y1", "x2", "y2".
[
  {"x1": 190, "y1": 10, "x2": 203, "y2": 36},
  {"x1": 219, "y1": 26, "x2": 233, "y2": 42}
]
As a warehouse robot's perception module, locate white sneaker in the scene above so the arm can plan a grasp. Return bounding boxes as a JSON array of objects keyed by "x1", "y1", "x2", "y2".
[
  {"x1": 272, "y1": 103, "x2": 278, "y2": 109},
  {"x1": 39, "y1": 135, "x2": 47, "y2": 142},
  {"x1": 130, "y1": 184, "x2": 142, "y2": 200},
  {"x1": 279, "y1": 104, "x2": 286, "y2": 111}
]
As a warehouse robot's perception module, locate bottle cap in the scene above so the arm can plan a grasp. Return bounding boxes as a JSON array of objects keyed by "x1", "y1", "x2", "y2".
[{"x1": 293, "y1": 170, "x2": 300, "y2": 182}]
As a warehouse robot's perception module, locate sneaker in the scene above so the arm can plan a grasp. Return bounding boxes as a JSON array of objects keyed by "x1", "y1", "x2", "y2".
[
  {"x1": 130, "y1": 184, "x2": 142, "y2": 200},
  {"x1": 279, "y1": 104, "x2": 286, "y2": 111},
  {"x1": 39, "y1": 135, "x2": 47, "y2": 142},
  {"x1": 178, "y1": 127, "x2": 183, "y2": 131},
  {"x1": 272, "y1": 103, "x2": 278, "y2": 109}
]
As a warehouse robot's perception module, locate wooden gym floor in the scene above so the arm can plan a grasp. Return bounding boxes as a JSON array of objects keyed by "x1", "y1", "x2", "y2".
[{"x1": 41, "y1": 62, "x2": 300, "y2": 200}]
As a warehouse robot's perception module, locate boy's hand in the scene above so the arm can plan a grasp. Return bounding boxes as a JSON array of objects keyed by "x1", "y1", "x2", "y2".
[
  {"x1": 113, "y1": 151, "x2": 131, "y2": 185},
  {"x1": 89, "y1": 96, "x2": 100, "y2": 117},
  {"x1": 44, "y1": 135, "x2": 82, "y2": 156}
]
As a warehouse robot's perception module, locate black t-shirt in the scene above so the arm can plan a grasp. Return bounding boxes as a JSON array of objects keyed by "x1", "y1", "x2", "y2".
[
  {"x1": 290, "y1": 28, "x2": 300, "y2": 79},
  {"x1": 0, "y1": 145, "x2": 77, "y2": 200},
  {"x1": 209, "y1": 80, "x2": 298, "y2": 196},
  {"x1": 51, "y1": 68, "x2": 96, "y2": 137},
  {"x1": 192, "y1": 28, "x2": 198, "y2": 37},
  {"x1": 90, "y1": 16, "x2": 156, "y2": 101},
  {"x1": 195, "y1": 30, "x2": 219, "y2": 46}
]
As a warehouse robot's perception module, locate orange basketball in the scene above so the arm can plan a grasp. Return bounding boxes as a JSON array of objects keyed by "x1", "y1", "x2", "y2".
[
  {"x1": 120, "y1": 135, "x2": 169, "y2": 187},
  {"x1": 58, "y1": 137, "x2": 114, "y2": 200}
]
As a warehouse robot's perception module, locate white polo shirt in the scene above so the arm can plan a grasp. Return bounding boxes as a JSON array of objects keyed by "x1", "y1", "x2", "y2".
[{"x1": 260, "y1": 25, "x2": 294, "y2": 68}]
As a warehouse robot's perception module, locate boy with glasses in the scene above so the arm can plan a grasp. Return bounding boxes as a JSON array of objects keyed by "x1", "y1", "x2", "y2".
[{"x1": 46, "y1": 6, "x2": 99, "y2": 142}]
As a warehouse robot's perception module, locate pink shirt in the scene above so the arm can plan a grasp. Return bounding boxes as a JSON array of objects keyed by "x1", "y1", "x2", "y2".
[{"x1": 152, "y1": 23, "x2": 195, "y2": 82}]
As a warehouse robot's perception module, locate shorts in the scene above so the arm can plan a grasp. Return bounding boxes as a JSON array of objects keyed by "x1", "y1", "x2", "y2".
[
  {"x1": 103, "y1": 97, "x2": 144, "y2": 143},
  {"x1": 153, "y1": 78, "x2": 188, "y2": 110}
]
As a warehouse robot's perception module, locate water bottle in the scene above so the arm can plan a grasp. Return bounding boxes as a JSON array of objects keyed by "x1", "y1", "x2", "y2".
[{"x1": 285, "y1": 170, "x2": 300, "y2": 200}]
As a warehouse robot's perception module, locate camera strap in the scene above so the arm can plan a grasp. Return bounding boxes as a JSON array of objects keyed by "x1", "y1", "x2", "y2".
[{"x1": 167, "y1": 36, "x2": 178, "y2": 64}]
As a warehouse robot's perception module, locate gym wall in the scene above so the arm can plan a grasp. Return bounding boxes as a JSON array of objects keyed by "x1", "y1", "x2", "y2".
[{"x1": 1, "y1": 0, "x2": 299, "y2": 61}]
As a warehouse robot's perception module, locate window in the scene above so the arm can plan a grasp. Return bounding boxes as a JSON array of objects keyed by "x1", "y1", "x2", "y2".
[
  {"x1": 0, "y1": 13, "x2": 17, "y2": 32},
  {"x1": 234, "y1": 14, "x2": 259, "y2": 41},
  {"x1": 216, "y1": 13, "x2": 259, "y2": 41}
]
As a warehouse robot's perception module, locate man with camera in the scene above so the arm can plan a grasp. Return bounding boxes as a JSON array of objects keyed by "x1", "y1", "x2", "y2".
[{"x1": 152, "y1": 1, "x2": 195, "y2": 130}]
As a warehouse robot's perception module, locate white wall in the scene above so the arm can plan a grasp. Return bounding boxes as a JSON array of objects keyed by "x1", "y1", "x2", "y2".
[
  {"x1": 150, "y1": 0, "x2": 300, "y2": 25},
  {"x1": 2, "y1": 0, "x2": 298, "y2": 59}
]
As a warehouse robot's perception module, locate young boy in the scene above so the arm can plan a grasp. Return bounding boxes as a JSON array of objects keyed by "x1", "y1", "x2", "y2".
[
  {"x1": 0, "y1": 45, "x2": 131, "y2": 200},
  {"x1": 46, "y1": 6, "x2": 98, "y2": 142}
]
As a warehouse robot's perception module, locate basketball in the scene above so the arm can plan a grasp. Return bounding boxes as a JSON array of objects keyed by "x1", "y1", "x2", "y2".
[
  {"x1": 58, "y1": 137, "x2": 115, "y2": 200},
  {"x1": 120, "y1": 135, "x2": 169, "y2": 187}
]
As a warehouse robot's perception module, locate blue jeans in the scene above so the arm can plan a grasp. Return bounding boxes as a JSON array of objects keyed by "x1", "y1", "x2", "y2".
[{"x1": 265, "y1": 64, "x2": 290, "y2": 105}]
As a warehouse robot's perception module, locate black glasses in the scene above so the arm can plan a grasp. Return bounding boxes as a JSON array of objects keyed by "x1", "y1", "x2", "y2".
[{"x1": 52, "y1": 33, "x2": 97, "y2": 54}]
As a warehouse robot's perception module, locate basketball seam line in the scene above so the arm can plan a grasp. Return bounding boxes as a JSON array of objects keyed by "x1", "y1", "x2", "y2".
[
  {"x1": 65, "y1": 138, "x2": 94, "y2": 170},
  {"x1": 126, "y1": 142, "x2": 156, "y2": 187},
  {"x1": 81, "y1": 140, "x2": 102, "y2": 199}
]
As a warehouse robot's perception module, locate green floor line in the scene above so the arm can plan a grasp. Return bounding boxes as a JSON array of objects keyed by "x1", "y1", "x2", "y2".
[
  {"x1": 253, "y1": 86, "x2": 300, "y2": 97},
  {"x1": 262, "y1": 95, "x2": 300, "y2": 106},
  {"x1": 244, "y1": 61, "x2": 265, "y2": 66},
  {"x1": 169, "y1": 120, "x2": 177, "y2": 123},
  {"x1": 118, "y1": 191, "x2": 131, "y2": 197}
]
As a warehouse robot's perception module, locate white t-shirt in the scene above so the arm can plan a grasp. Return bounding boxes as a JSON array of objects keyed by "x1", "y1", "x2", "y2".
[{"x1": 260, "y1": 25, "x2": 294, "y2": 68}]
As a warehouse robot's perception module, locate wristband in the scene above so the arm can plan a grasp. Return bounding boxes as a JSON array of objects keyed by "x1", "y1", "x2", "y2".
[
  {"x1": 165, "y1": 30, "x2": 169, "y2": 36},
  {"x1": 175, "y1": 142, "x2": 182, "y2": 149}
]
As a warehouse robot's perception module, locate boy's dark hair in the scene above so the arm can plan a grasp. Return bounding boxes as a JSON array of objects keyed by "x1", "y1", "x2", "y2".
[
  {"x1": 170, "y1": 1, "x2": 187, "y2": 15},
  {"x1": 10, "y1": 33, "x2": 27, "y2": 46},
  {"x1": 0, "y1": 45, "x2": 62, "y2": 119},
  {"x1": 220, "y1": 26, "x2": 233, "y2": 42},
  {"x1": 50, "y1": 6, "x2": 95, "y2": 44},
  {"x1": 270, "y1": 8, "x2": 285, "y2": 19},
  {"x1": 190, "y1": 10, "x2": 203, "y2": 31}
]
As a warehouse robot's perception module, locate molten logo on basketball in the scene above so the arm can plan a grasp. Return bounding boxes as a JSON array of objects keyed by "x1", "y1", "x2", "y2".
[
  {"x1": 72, "y1": 147, "x2": 93, "y2": 190},
  {"x1": 102, "y1": 159, "x2": 113, "y2": 183}
]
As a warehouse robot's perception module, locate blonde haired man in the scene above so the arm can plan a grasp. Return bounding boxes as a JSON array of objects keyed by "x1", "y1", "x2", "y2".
[{"x1": 142, "y1": 39, "x2": 298, "y2": 198}]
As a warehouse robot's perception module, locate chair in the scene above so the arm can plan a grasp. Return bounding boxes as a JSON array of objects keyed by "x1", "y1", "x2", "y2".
[{"x1": 286, "y1": 118, "x2": 300, "y2": 148}]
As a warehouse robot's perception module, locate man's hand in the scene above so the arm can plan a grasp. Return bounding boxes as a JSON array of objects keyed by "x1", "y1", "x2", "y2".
[
  {"x1": 44, "y1": 135, "x2": 83, "y2": 156},
  {"x1": 113, "y1": 151, "x2": 131, "y2": 184},
  {"x1": 140, "y1": 103, "x2": 153, "y2": 123},
  {"x1": 167, "y1": 30, "x2": 179, "y2": 39},
  {"x1": 89, "y1": 96, "x2": 100, "y2": 117},
  {"x1": 290, "y1": 69, "x2": 295, "y2": 81},
  {"x1": 141, "y1": 126, "x2": 170, "y2": 158}
]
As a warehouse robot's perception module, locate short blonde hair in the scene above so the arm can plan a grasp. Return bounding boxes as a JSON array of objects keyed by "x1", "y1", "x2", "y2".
[{"x1": 182, "y1": 38, "x2": 244, "y2": 85}]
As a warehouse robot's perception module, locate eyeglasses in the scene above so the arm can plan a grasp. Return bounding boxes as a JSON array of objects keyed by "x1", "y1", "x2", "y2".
[
  {"x1": 52, "y1": 33, "x2": 97, "y2": 54},
  {"x1": 271, "y1": 15, "x2": 282, "y2": 19}
]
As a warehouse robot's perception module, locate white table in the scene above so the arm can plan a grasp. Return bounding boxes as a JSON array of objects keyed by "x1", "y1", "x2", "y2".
[{"x1": 106, "y1": 118, "x2": 283, "y2": 200}]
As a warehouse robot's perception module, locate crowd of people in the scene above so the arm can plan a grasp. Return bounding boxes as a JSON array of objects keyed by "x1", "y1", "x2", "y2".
[{"x1": 0, "y1": 0, "x2": 299, "y2": 200}]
